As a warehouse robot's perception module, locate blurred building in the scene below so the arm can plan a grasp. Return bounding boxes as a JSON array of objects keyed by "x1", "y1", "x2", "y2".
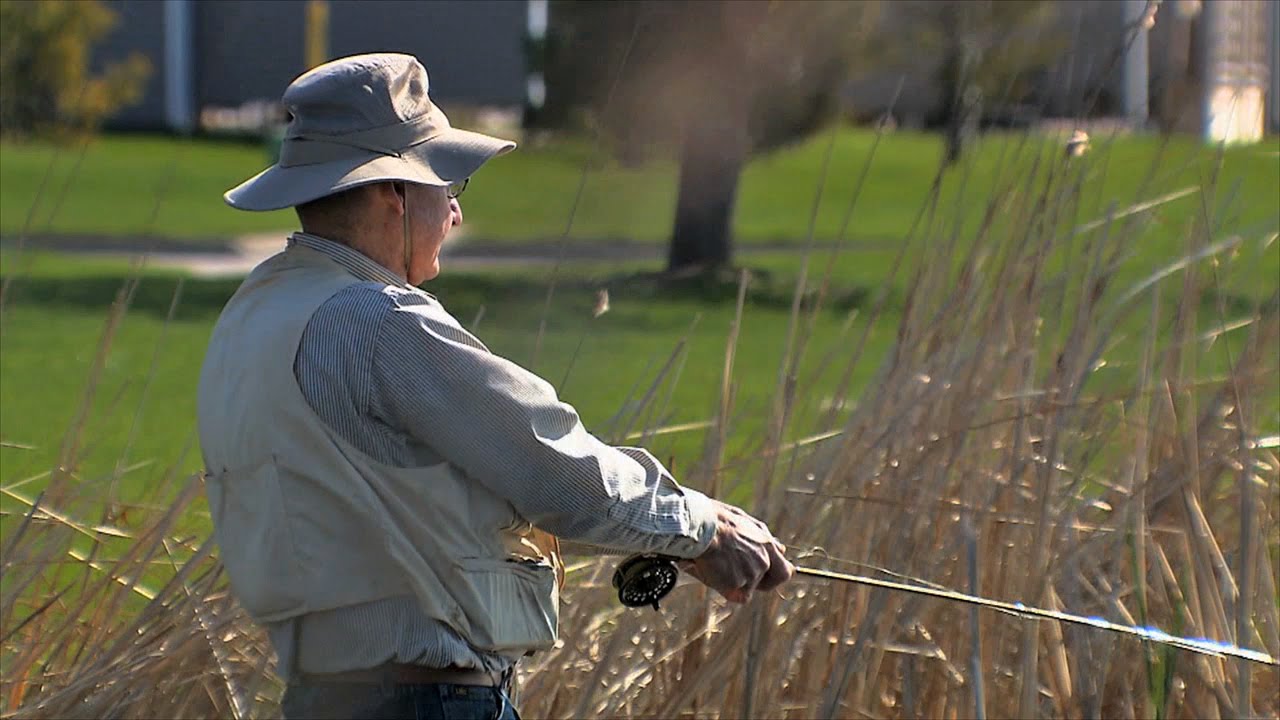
[
  {"x1": 94, "y1": 0, "x2": 528, "y2": 134},
  {"x1": 847, "y1": 0, "x2": 1277, "y2": 141},
  {"x1": 95, "y1": 0, "x2": 1276, "y2": 140}
]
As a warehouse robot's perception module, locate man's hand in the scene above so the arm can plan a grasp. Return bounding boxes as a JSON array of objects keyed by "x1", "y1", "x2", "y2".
[{"x1": 683, "y1": 500, "x2": 794, "y2": 603}]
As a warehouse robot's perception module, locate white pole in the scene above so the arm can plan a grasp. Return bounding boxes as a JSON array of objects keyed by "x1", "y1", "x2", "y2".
[
  {"x1": 1122, "y1": 0, "x2": 1151, "y2": 127},
  {"x1": 526, "y1": 0, "x2": 548, "y2": 110},
  {"x1": 1270, "y1": 0, "x2": 1279, "y2": 133},
  {"x1": 163, "y1": 0, "x2": 194, "y2": 134}
]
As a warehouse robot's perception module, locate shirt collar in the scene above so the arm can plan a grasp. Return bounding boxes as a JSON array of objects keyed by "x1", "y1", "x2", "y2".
[{"x1": 288, "y1": 232, "x2": 406, "y2": 286}]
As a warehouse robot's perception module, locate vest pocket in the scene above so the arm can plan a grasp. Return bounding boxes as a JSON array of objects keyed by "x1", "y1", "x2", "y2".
[
  {"x1": 455, "y1": 557, "x2": 559, "y2": 653},
  {"x1": 206, "y1": 459, "x2": 308, "y2": 622}
]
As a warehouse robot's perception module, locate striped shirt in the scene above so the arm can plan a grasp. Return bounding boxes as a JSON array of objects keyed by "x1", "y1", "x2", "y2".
[{"x1": 271, "y1": 232, "x2": 717, "y2": 678}]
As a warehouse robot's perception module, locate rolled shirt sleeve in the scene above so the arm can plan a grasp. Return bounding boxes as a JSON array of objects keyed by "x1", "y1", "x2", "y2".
[{"x1": 368, "y1": 290, "x2": 717, "y2": 559}]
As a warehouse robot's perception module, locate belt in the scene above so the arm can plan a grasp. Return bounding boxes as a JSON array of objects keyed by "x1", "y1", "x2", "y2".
[{"x1": 299, "y1": 663, "x2": 504, "y2": 688}]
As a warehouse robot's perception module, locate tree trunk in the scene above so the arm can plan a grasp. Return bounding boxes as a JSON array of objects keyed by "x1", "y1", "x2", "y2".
[{"x1": 666, "y1": 102, "x2": 749, "y2": 273}]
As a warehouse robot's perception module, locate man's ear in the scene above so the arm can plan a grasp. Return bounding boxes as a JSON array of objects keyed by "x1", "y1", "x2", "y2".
[
  {"x1": 379, "y1": 181, "x2": 407, "y2": 214},
  {"x1": 397, "y1": 182, "x2": 412, "y2": 213}
]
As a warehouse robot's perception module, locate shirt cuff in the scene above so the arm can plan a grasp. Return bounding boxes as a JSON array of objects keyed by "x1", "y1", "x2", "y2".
[{"x1": 665, "y1": 487, "x2": 718, "y2": 559}]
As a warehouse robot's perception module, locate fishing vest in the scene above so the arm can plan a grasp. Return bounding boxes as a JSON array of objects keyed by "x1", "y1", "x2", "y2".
[{"x1": 197, "y1": 244, "x2": 563, "y2": 658}]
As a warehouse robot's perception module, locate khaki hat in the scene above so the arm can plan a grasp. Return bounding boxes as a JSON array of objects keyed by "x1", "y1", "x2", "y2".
[{"x1": 225, "y1": 53, "x2": 515, "y2": 211}]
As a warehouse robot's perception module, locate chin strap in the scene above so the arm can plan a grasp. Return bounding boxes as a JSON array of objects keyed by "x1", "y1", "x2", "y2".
[{"x1": 401, "y1": 183, "x2": 412, "y2": 282}]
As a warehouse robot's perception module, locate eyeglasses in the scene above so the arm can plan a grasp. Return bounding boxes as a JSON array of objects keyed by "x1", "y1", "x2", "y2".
[{"x1": 446, "y1": 177, "x2": 469, "y2": 199}]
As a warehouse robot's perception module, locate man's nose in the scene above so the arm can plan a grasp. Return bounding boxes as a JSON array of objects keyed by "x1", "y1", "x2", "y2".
[{"x1": 450, "y1": 198, "x2": 463, "y2": 227}]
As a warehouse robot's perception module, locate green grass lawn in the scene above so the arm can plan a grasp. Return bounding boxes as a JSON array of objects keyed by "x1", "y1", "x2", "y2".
[
  {"x1": 3, "y1": 128, "x2": 1276, "y2": 253},
  {"x1": 2, "y1": 126, "x2": 1276, "y2": 528}
]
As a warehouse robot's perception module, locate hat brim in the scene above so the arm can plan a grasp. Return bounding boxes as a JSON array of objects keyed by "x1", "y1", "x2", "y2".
[{"x1": 224, "y1": 127, "x2": 515, "y2": 212}]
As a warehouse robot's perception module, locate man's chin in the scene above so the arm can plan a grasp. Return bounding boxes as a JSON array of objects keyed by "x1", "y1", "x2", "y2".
[{"x1": 414, "y1": 261, "x2": 441, "y2": 285}]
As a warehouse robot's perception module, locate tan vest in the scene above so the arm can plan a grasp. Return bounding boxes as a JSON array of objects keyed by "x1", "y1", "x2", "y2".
[{"x1": 197, "y1": 244, "x2": 562, "y2": 658}]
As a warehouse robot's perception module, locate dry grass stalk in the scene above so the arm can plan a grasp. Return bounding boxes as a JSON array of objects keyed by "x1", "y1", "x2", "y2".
[{"x1": 3, "y1": 135, "x2": 1278, "y2": 719}]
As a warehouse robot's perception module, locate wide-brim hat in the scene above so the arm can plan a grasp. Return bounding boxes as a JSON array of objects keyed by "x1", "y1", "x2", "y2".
[{"x1": 225, "y1": 53, "x2": 515, "y2": 212}]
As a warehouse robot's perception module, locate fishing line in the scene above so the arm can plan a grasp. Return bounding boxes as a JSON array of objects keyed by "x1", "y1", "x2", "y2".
[{"x1": 531, "y1": 9, "x2": 643, "y2": 370}]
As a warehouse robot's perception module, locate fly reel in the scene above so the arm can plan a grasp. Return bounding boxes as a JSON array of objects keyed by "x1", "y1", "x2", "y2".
[{"x1": 612, "y1": 554, "x2": 679, "y2": 610}]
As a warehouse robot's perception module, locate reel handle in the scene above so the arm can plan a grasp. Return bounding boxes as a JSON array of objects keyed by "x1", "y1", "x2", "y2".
[{"x1": 612, "y1": 554, "x2": 681, "y2": 610}]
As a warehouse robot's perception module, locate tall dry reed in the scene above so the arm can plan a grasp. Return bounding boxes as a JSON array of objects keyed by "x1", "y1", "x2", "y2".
[{"x1": 2, "y1": 132, "x2": 1277, "y2": 720}]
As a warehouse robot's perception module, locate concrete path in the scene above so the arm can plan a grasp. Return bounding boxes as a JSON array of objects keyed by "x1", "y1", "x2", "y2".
[{"x1": 6, "y1": 231, "x2": 887, "y2": 277}]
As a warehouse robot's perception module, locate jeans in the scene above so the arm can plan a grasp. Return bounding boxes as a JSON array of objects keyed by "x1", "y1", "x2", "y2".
[{"x1": 281, "y1": 681, "x2": 520, "y2": 720}]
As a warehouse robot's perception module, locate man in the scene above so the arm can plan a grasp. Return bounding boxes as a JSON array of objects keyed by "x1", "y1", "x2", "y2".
[{"x1": 197, "y1": 53, "x2": 793, "y2": 720}]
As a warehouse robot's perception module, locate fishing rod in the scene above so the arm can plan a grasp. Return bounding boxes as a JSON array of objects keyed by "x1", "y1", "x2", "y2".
[{"x1": 611, "y1": 554, "x2": 1279, "y2": 667}]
